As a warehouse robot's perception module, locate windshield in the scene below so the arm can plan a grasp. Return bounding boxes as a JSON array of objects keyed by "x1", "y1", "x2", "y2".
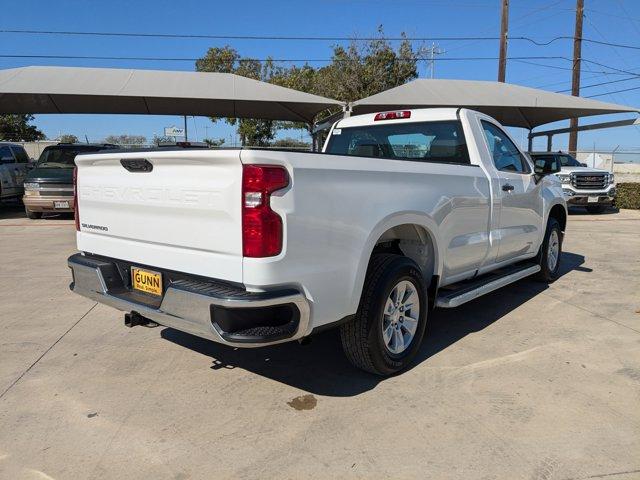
[
  {"x1": 37, "y1": 146, "x2": 104, "y2": 168},
  {"x1": 532, "y1": 153, "x2": 581, "y2": 167},
  {"x1": 325, "y1": 120, "x2": 470, "y2": 164}
]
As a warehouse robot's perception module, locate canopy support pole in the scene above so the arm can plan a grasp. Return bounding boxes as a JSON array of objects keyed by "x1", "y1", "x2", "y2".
[{"x1": 184, "y1": 116, "x2": 188, "y2": 141}]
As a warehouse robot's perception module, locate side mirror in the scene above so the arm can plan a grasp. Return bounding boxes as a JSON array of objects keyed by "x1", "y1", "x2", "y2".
[
  {"x1": 533, "y1": 157, "x2": 561, "y2": 182},
  {"x1": 580, "y1": 162, "x2": 588, "y2": 167}
]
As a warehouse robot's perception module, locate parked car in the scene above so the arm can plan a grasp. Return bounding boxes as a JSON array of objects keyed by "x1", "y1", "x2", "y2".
[
  {"x1": 68, "y1": 108, "x2": 567, "y2": 376},
  {"x1": 0, "y1": 142, "x2": 31, "y2": 202},
  {"x1": 23, "y1": 143, "x2": 118, "y2": 219},
  {"x1": 529, "y1": 151, "x2": 615, "y2": 214}
]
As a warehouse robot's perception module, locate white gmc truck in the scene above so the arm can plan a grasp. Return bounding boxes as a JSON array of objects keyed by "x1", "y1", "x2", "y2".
[
  {"x1": 530, "y1": 151, "x2": 615, "y2": 214},
  {"x1": 68, "y1": 108, "x2": 567, "y2": 376}
]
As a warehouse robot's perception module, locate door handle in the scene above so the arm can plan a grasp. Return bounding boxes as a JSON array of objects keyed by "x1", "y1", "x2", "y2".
[{"x1": 502, "y1": 184, "x2": 515, "y2": 192}]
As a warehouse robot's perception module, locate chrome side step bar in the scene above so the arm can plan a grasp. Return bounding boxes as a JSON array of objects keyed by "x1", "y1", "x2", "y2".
[{"x1": 436, "y1": 264, "x2": 541, "y2": 308}]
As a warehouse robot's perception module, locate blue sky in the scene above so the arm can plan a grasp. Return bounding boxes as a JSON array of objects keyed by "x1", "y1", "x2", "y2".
[{"x1": 3, "y1": 0, "x2": 640, "y2": 151}]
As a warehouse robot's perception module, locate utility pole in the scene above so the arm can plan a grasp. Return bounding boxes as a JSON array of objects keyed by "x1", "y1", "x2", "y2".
[
  {"x1": 498, "y1": 0, "x2": 510, "y2": 82},
  {"x1": 568, "y1": 0, "x2": 584, "y2": 154},
  {"x1": 426, "y1": 43, "x2": 445, "y2": 79}
]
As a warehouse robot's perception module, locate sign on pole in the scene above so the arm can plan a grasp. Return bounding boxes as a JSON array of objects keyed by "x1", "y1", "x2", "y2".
[{"x1": 164, "y1": 126, "x2": 185, "y2": 137}]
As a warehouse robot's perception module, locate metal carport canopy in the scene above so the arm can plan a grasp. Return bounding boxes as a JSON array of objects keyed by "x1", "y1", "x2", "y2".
[
  {"x1": 0, "y1": 66, "x2": 342, "y2": 123},
  {"x1": 350, "y1": 79, "x2": 639, "y2": 129}
]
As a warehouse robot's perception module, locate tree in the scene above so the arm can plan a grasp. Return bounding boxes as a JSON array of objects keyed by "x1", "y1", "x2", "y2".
[
  {"x1": 196, "y1": 46, "x2": 277, "y2": 146},
  {"x1": 195, "y1": 29, "x2": 424, "y2": 143},
  {"x1": 104, "y1": 134, "x2": 147, "y2": 145},
  {"x1": 271, "y1": 137, "x2": 311, "y2": 150},
  {"x1": 269, "y1": 27, "x2": 424, "y2": 134},
  {"x1": 203, "y1": 137, "x2": 225, "y2": 147},
  {"x1": 152, "y1": 134, "x2": 174, "y2": 145},
  {"x1": 59, "y1": 134, "x2": 79, "y2": 143},
  {"x1": 0, "y1": 114, "x2": 45, "y2": 141}
]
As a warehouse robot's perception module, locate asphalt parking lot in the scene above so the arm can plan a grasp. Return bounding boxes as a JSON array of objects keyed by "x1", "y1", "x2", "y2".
[{"x1": 0, "y1": 203, "x2": 639, "y2": 480}]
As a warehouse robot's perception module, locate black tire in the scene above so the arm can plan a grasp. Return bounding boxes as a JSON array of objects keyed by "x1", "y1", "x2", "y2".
[
  {"x1": 586, "y1": 204, "x2": 606, "y2": 214},
  {"x1": 25, "y1": 207, "x2": 42, "y2": 219},
  {"x1": 536, "y1": 217, "x2": 562, "y2": 283},
  {"x1": 340, "y1": 254, "x2": 427, "y2": 376}
]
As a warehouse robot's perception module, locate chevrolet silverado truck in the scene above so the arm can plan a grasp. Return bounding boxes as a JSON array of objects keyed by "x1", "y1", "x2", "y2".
[
  {"x1": 68, "y1": 108, "x2": 567, "y2": 376},
  {"x1": 529, "y1": 151, "x2": 615, "y2": 214},
  {"x1": 23, "y1": 143, "x2": 118, "y2": 219}
]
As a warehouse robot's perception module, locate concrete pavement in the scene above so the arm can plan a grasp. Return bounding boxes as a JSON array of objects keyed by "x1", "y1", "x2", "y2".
[{"x1": 0, "y1": 203, "x2": 639, "y2": 480}]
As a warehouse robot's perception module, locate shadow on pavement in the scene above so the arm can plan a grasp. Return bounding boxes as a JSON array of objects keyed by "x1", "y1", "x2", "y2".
[
  {"x1": 0, "y1": 199, "x2": 74, "y2": 220},
  {"x1": 161, "y1": 251, "x2": 586, "y2": 397},
  {"x1": 568, "y1": 205, "x2": 619, "y2": 215},
  {"x1": 0, "y1": 201, "x2": 27, "y2": 219}
]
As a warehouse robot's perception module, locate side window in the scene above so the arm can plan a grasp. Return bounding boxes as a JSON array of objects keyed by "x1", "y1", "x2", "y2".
[
  {"x1": 11, "y1": 146, "x2": 29, "y2": 163},
  {"x1": 0, "y1": 146, "x2": 15, "y2": 164},
  {"x1": 481, "y1": 121, "x2": 529, "y2": 174}
]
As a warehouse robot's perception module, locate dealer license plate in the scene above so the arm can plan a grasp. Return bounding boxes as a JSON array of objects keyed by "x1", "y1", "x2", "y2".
[
  {"x1": 54, "y1": 200, "x2": 69, "y2": 209},
  {"x1": 587, "y1": 196, "x2": 599, "y2": 203},
  {"x1": 131, "y1": 267, "x2": 163, "y2": 296}
]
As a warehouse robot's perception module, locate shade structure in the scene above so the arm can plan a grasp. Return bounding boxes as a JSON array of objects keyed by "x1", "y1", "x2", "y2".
[
  {"x1": 351, "y1": 79, "x2": 639, "y2": 129},
  {"x1": 0, "y1": 66, "x2": 342, "y2": 123}
]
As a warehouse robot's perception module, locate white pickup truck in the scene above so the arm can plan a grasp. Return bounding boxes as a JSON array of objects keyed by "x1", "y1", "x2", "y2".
[{"x1": 68, "y1": 108, "x2": 567, "y2": 375}]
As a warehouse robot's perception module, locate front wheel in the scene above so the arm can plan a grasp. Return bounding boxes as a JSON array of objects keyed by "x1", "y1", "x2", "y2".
[
  {"x1": 536, "y1": 218, "x2": 562, "y2": 283},
  {"x1": 340, "y1": 254, "x2": 427, "y2": 376}
]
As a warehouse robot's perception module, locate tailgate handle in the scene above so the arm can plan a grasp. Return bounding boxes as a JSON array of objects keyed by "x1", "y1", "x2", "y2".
[{"x1": 120, "y1": 159, "x2": 153, "y2": 173}]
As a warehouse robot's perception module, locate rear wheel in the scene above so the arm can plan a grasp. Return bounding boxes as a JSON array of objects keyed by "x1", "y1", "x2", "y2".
[
  {"x1": 586, "y1": 204, "x2": 606, "y2": 214},
  {"x1": 340, "y1": 254, "x2": 427, "y2": 376},
  {"x1": 25, "y1": 207, "x2": 42, "y2": 219},
  {"x1": 536, "y1": 218, "x2": 562, "y2": 282}
]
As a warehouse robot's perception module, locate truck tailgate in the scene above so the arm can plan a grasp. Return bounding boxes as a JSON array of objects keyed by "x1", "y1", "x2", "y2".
[{"x1": 75, "y1": 150, "x2": 243, "y2": 282}]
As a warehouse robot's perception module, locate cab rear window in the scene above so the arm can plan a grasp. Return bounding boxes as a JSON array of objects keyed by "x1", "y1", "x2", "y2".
[{"x1": 325, "y1": 120, "x2": 470, "y2": 165}]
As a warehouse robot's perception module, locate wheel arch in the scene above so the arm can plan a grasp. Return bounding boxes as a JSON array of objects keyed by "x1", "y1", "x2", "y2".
[
  {"x1": 348, "y1": 212, "x2": 442, "y2": 313},
  {"x1": 547, "y1": 201, "x2": 568, "y2": 232}
]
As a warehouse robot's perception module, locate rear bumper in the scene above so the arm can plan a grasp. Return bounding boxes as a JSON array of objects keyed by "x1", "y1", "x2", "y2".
[
  {"x1": 67, "y1": 253, "x2": 310, "y2": 348},
  {"x1": 23, "y1": 195, "x2": 74, "y2": 212}
]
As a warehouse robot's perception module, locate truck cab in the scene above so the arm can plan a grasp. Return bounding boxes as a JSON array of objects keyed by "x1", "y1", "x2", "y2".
[{"x1": 529, "y1": 151, "x2": 615, "y2": 213}]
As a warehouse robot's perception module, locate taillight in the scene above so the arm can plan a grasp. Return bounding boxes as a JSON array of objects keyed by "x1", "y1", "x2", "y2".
[
  {"x1": 73, "y1": 166, "x2": 79, "y2": 231},
  {"x1": 242, "y1": 164, "x2": 289, "y2": 257},
  {"x1": 374, "y1": 110, "x2": 411, "y2": 121}
]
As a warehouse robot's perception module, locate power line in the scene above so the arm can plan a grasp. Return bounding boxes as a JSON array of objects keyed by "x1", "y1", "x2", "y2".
[
  {"x1": 556, "y1": 75, "x2": 640, "y2": 93},
  {"x1": 535, "y1": 69, "x2": 635, "y2": 89},
  {"x1": 585, "y1": 85, "x2": 640, "y2": 98},
  {"x1": 512, "y1": 58, "x2": 636, "y2": 76},
  {"x1": 0, "y1": 54, "x2": 566, "y2": 62},
  {"x1": 3, "y1": 53, "x2": 638, "y2": 81},
  {"x1": 2, "y1": 29, "x2": 640, "y2": 50}
]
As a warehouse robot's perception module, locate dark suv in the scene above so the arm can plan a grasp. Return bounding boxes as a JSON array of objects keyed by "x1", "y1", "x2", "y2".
[{"x1": 23, "y1": 143, "x2": 117, "y2": 219}]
